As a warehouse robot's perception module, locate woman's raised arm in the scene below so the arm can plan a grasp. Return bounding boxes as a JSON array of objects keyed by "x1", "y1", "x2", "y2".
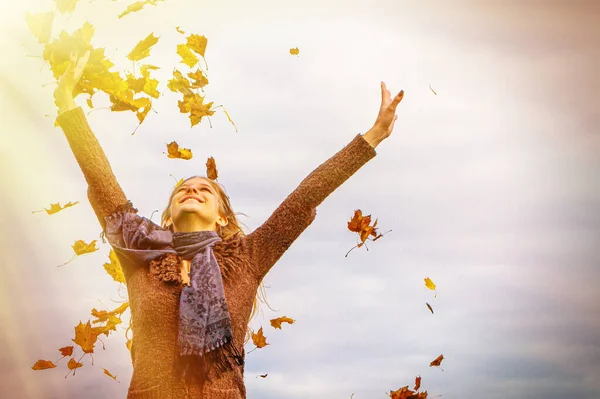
[
  {"x1": 54, "y1": 51, "x2": 131, "y2": 231},
  {"x1": 245, "y1": 82, "x2": 404, "y2": 281}
]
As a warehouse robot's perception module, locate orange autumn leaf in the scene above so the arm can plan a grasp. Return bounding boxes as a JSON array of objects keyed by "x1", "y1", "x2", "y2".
[
  {"x1": 166, "y1": 141, "x2": 193, "y2": 160},
  {"x1": 251, "y1": 327, "x2": 269, "y2": 348},
  {"x1": 72, "y1": 321, "x2": 98, "y2": 354},
  {"x1": 67, "y1": 358, "x2": 83, "y2": 370},
  {"x1": 25, "y1": 11, "x2": 54, "y2": 44},
  {"x1": 127, "y1": 33, "x2": 159, "y2": 62},
  {"x1": 389, "y1": 386, "x2": 419, "y2": 399},
  {"x1": 91, "y1": 302, "x2": 129, "y2": 324},
  {"x1": 103, "y1": 249, "x2": 126, "y2": 283},
  {"x1": 206, "y1": 157, "x2": 218, "y2": 180},
  {"x1": 429, "y1": 354, "x2": 444, "y2": 368},
  {"x1": 32, "y1": 201, "x2": 79, "y2": 215},
  {"x1": 347, "y1": 209, "x2": 383, "y2": 245},
  {"x1": 414, "y1": 375, "x2": 421, "y2": 391},
  {"x1": 177, "y1": 43, "x2": 198, "y2": 68},
  {"x1": 186, "y1": 34, "x2": 207, "y2": 57},
  {"x1": 270, "y1": 316, "x2": 295, "y2": 329},
  {"x1": 55, "y1": 0, "x2": 79, "y2": 14},
  {"x1": 59, "y1": 346, "x2": 74, "y2": 357},
  {"x1": 289, "y1": 47, "x2": 299, "y2": 56},
  {"x1": 424, "y1": 277, "x2": 437, "y2": 298},
  {"x1": 102, "y1": 368, "x2": 119, "y2": 382},
  {"x1": 32, "y1": 360, "x2": 56, "y2": 370}
]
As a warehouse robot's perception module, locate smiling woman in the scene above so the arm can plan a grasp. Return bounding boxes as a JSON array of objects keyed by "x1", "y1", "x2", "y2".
[{"x1": 53, "y1": 49, "x2": 403, "y2": 399}]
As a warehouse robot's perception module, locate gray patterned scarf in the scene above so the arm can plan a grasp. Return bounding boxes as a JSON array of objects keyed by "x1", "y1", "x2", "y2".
[{"x1": 104, "y1": 207, "x2": 244, "y2": 382}]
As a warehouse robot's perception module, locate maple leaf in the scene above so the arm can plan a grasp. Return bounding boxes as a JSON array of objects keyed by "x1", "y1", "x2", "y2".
[
  {"x1": 206, "y1": 157, "x2": 218, "y2": 180},
  {"x1": 59, "y1": 346, "x2": 74, "y2": 357},
  {"x1": 72, "y1": 321, "x2": 98, "y2": 354},
  {"x1": 140, "y1": 66, "x2": 160, "y2": 98},
  {"x1": 345, "y1": 209, "x2": 389, "y2": 256},
  {"x1": 43, "y1": 22, "x2": 95, "y2": 81},
  {"x1": 188, "y1": 69, "x2": 208, "y2": 89},
  {"x1": 270, "y1": 316, "x2": 295, "y2": 329},
  {"x1": 67, "y1": 358, "x2": 83, "y2": 370},
  {"x1": 289, "y1": 47, "x2": 300, "y2": 56},
  {"x1": 32, "y1": 201, "x2": 79, "y2": 215},
  {"x1": 91, "y1": 302, "x2": 129, "y2": 324},
  {"x1": 186, "y1": 34, "x2": 207, "y2": 57},
  {"x1": 55, "y1": 0, "x2": 78, "y2": 14},
  {"x1": 424, "y1": 277, "x2": 437, "y2": 298},
  {"x1": 168, "y1": 70, "x2": 191, "y2": 93},
  {"x1": 251, "y1": 327, "x2": 269, "y2": 348},
  {"x1": 104, "y1": 249, "x2": 126, "y2": 283},
  {"x1": 127, "y1": 33, "x2": 159, "y2": 62},
  {"x1": 389, "y1": 386, "x2": 416, "y2": 399},
  {"x1": 166, "y1": 141, "x2": 193, "y2": 160},
  {"x1": 73, "y1": 240, "x2": 98, "y2": 255},
  {"x1": 177, "y1": 43, "x2": 198, "y2": 68},
  {"x1": 32, "y1": 360, "x2": 56, "y2": 370},
  {"x1": 25, "y1": 11, "x2": 55, "y2": 44},
  {"x1": 414, "y1": 376, "x2": 421, "y2": 391},
  {"x1": 178, "y1": 92, "x2": 214, "y2": 126},
  {"x1": 426, "y1": 303, "x2": 434, "y2": 314},
  {"x1": 118, "y1": 0, "x2": 159, "y2": 19},
  {"x1": 429, "y1": 354, "x2": 444, "y2": 368},
  {"x1": 102, "y1": 368, "x2": 119, "y2": 382}
]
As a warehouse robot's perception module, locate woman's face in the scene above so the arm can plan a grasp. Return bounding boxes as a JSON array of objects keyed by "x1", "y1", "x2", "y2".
[{"x1": 169, "y1": 177, "x2": 224, "y2": 231}]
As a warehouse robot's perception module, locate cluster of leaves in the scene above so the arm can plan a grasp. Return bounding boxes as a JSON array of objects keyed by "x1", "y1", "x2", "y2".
[{"x1": 345, "y1": 209, "x2": 391, "y2": 256}]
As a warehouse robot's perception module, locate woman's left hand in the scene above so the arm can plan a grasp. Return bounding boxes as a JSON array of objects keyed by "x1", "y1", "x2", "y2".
[{"x1": 362, "y1": 82, "x2": 404, "y2": 148}]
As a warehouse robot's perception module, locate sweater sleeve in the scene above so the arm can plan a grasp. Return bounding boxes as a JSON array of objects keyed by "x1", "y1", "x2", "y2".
[
  {"x1": 56, "y1": 106, "x2": 130, "y2": 231},
  {"x1": 244, "y1": 134, "x2": 377, "y2": 281}
]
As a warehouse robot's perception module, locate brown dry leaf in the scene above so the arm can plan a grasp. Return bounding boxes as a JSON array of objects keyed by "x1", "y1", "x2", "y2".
[
  {"x1": 166, "y1": 141, "x2": 193, "y2": 160},
  {"x1": 67, "y1": 358, "x2": 83, "y2": 370},
  {"x1": 206, "y1": 157, "x2": 218, "y2": 180},
  {"x1": 186, "y1": 34, "x2": 207, "y2": 57},
  {"x1": 103, "y1": 249, "x2": 126, "y2": 284},
  {"x1": 72, "y1": 321, "x2": 98, "y2": 354},
  {"x1": 426, "y1": 303, "x2": 434, "y2": 314},
  {"x1": 414, "y1": 375, "x2": 421, "y2": 391},
  {"x1": 32, "y1": 360, "x2": 56, "y2": 370},
  {"x1": 177, "y1": 43, "x2": 198, "y2": 68},
  {"x1": 55, "y1": 0, "x2": 78, "y2": 14},
  {"x1": 25, "y1": 11, "x2": 55, "y2": 44},
  {"x1": 346, "y1": 209, "x2": 387, "y2": 256},
  {"x1": 389, "y1": 386, "x2": 416, "y2": 399},
  {"x1": 429, "y1": 354, "x2": 444, "y2": 368},
  {"x1": 32, "y1": 201, "x2": 79, "y2": 215},
  {"x1": 251, "y1": 327, "x2": 269, "y2": 348},
  {"x1": 424, "y1": 277, "x2": 437, "y2": 298},
  {"x1": 59, "y1": 346, "x2": 74, "y2": 357},
  {"x1": 127, "y1": 33, "x2": 159, "y2": 62},
  {"x1": 258, "y1": 373, "x2": 268, "y2": 378},
  {"x1": 270, "y1": 316, "x2": 295, "y2": 329},
  {"x1": 289, "y1": 47, "x2": 299, "y2": 55},
  {"x1": 102, "y1": 368, "x2": 119, "y2": 382}
]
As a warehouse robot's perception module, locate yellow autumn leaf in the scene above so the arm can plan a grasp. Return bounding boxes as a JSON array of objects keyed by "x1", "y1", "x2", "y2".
[
  {"x1": 251, "y1": 327, "x2": 269, "y2": 348},
  {"x1": 187, "y1": 69, "x2": 208, "y2": 89},
  {"x1": 270, "y1": 316, "x2": 295, "y2": 329},
  {"x1": 186, "y1": 34, "x2": 207, "y2": 57},
  {"x1": 165, "y1": 141, "x2": 193, "y2": 160},
  {"x1": 175, "y1": 26, "x2": 185, "y2": 34},
  {"x1": 168, "y1": 70, "x2": 191, "y2": 92},
  {"x1": 102, "y1": 368, "x2": 119, "y2": 382},
  {"x1": 424, "y1": 277, "x2": 437, "y2": 298},
  {"x1": 32, "y1": 201, "x2": 79, "y2": 215},
  {"x1": 177, "y1": 43, "x2": 198, "y2": 68},
  {"x1": 118, "y1": 0, "x2": 154, "y2": 19},
  {"x1": 73, "y1": 240, "x2": 98, "y2": 255},
  {"x1": 91, "y1": 302, "x2": 129, "y2": 324},
  {"x1": 55, "y1": 0, "x2": 78, "y2": 14},
  {"x1": 72, "y1": 321, "x2": 98, "y2": 354},
  {"x1": 177, "y1": 92, "x2": 214, "y2": 126},
  {"x1": 289, "y1": 47, "x2": 299, "y2": 55},
  {"x1": 25, "y1": 11, "x2": 55, "y2": 44},
  {"x1": 127, "y1": 33, "x2": 159, "y2": 62}
]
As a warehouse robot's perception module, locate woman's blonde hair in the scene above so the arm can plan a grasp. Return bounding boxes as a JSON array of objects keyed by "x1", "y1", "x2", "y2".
[{"x1": 160, "y1": 175, "x2": 270, "y2": 345}]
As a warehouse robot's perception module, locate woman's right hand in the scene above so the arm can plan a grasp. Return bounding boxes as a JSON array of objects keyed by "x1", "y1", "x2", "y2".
[{"x1": 54, "y1": 50, "x2": 90, "y2": 115}]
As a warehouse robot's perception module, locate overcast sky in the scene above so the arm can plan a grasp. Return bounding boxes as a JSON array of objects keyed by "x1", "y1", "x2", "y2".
[{"x1": 1, "y1": 0, "x2": 599, "y2": 398}]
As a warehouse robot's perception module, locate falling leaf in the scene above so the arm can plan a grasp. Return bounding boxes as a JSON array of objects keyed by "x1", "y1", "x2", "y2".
[
  {"x1": 177, "y1": 92, "x2": 214, "y2": 126},
  {"x1": 270, "y1": 316, "x2": 295, "y2": 329},
  {"x1": 32, "y1": 360, "x2": 56, "y2": 370},
  {"x1": 102, "y1": 368, "x2": 119, "y2": 382},
  {"x1": 25, "y1": 11, "x2": 55, "y2": 44},
  {"x1": 429, "y1": 354, "x2": 444, "y2": 368},
  {"x1": 67, "y1": 358, "x2": 83, "y2": 370},
  {"x1": 429, "y1": 85, "x2": 437, "y2": 95},
  {"x1": 59, "y1": 346, "x2": 74, "y2": 357},
  {"x1": 426, "y1": 303, "x2": 434, "y2": 314},
  {"x1": 424, "y1": 277, "x2": 437, "y2": 298},
  {"x1": 72, "y1": 321, "x2": 98, "y2": 354},
  {"x1": 118, "y1": 0, "x2": 159, "y2": 19},
  {"x1": 186, "y1": 34, "x2": 207, "y2": 57},
  {"x1": 32, "y1": 201, "x2": 79, "y2": 215},
  {"x1": 168, "y1": 70, "x2": 191, "y2": 93},
  {"x1": 346, "y1": 209, "x2": 389, "y2": 257},
  {"x1": 165, "y1": 141, "x2": 193, "y2": 160},
  {"x1": 258, "y1": 374, "x2": 268, "y2": 378},
  {"x1": 91, "y1": 303, "x2": 129, "y2": 324},
  {"x1": 103, "y1": 249, "x2": 126, "y2": 283},
  {"x1": 55, "y1": 0, "x2": 78, "y2": 14},
  {"x1": 126, "y1": 339, "x2": 133, "y2": 352},
  {"x1": 170, "y1": 174, "x2": 184, "y2": 188},
  {"x1": 289, "y1": 47, "x2": 299, "y2": 56},
  {"x1": 86, "y1": 97, "x2": 93, "y2": 108},
  {"x1": 388, "y1": 385, "x2": 427, "y2": 399},
  {"x1": 177, "y1": 43, "x2": 198, "y2": 68},
  {"x1": 175, "y1": 26, "x2": 185, "y2": 34},
  {"x1": 251, "y1": 327, "x2": 269, "y2": 348},
  {"x1": 72, "y1": 240, "x2": 98, "y2": 255},
  {"x1": 220, "y1": 106, "x2": 238, "y2": 132},
  {"x1": 187, "y1": 69, "x2": 208, "y2": 89},
  {"x1": 414, "y1": 376, "x2": 421, "y2": 391},
  {"x1": 127, "y1": 33, "x2": 159, "y2": 62},
  {"x1": 206, "y1": 157, "x2": 218, "y2": 180}
]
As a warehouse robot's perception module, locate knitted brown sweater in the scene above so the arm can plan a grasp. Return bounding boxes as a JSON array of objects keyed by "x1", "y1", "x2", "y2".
[{"x1": 56, "y1": 107, "x2": 377, "y2": 398}]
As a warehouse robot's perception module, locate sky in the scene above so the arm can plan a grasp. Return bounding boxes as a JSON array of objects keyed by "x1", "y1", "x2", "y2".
[{"x1": 1, "y1": 0, "x2": 599, "y2": 398}]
